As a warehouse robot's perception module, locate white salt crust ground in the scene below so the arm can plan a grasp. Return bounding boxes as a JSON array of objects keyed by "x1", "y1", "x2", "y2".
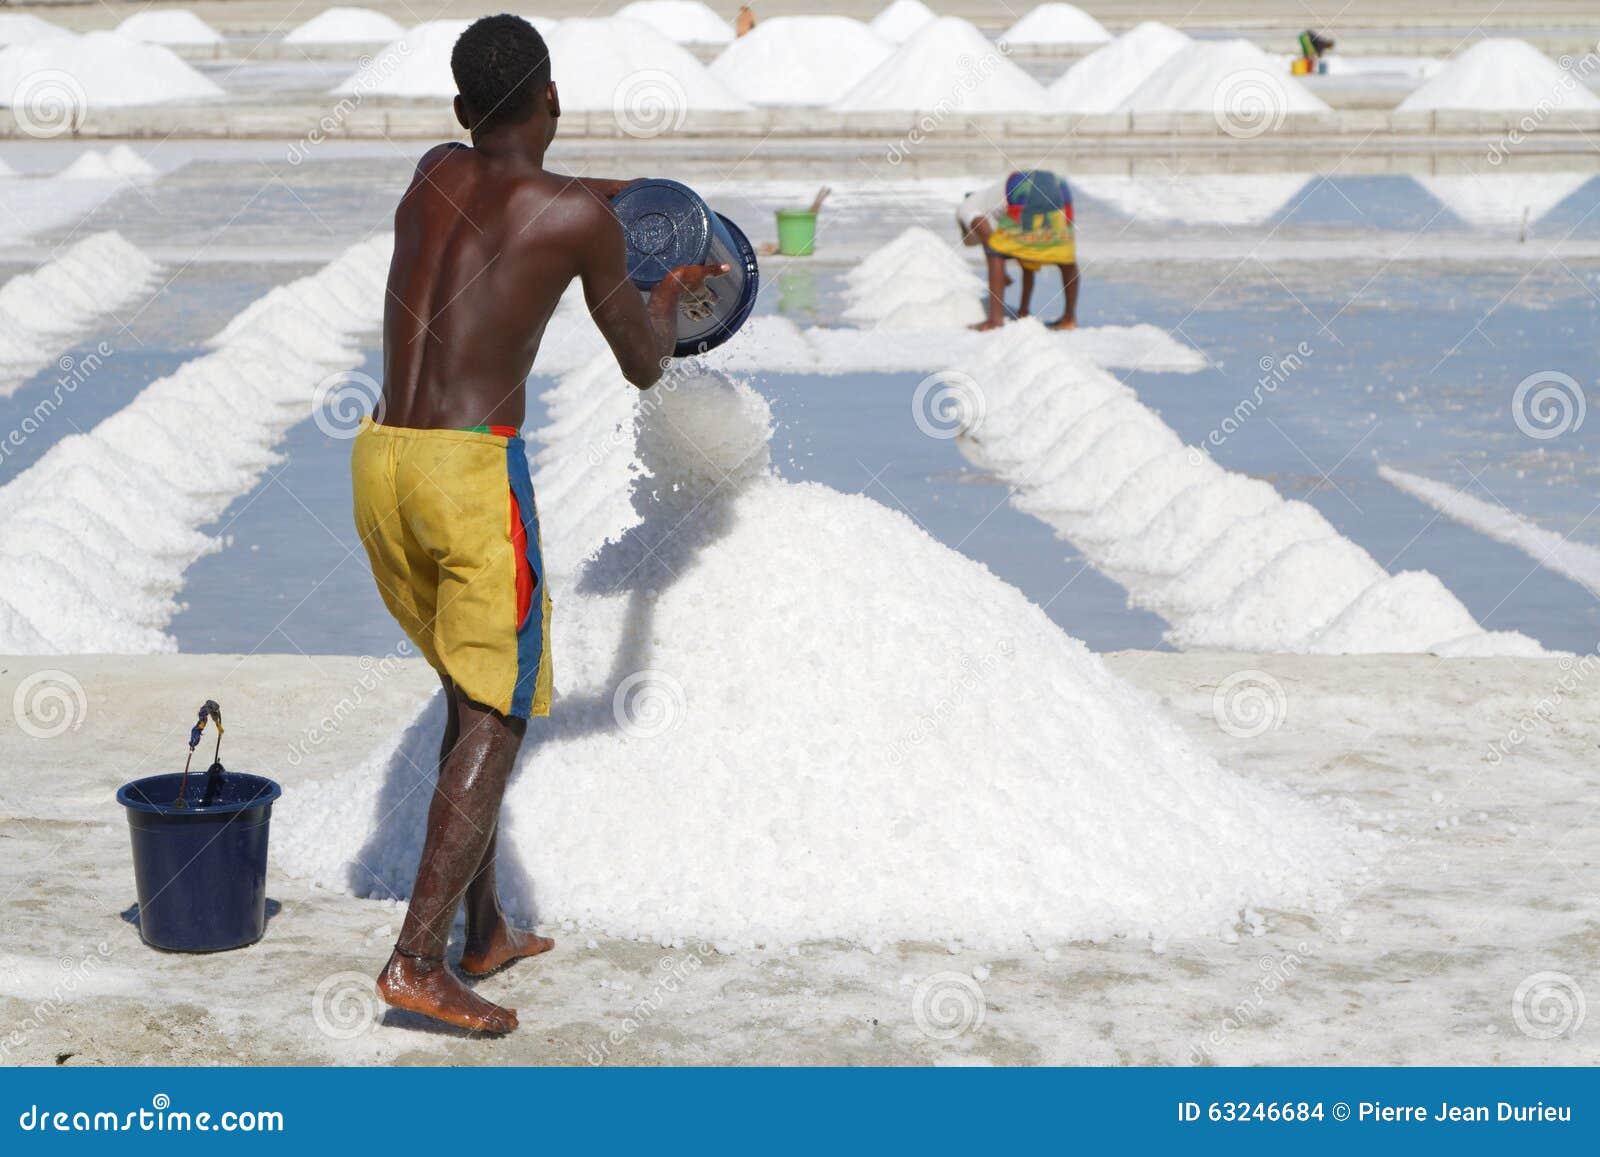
[
  {"x1": 275, "y1": 365, "x2": 1371, "y2": 953},
  {"x1": 0, "y1": 31, "x2": 223, "y2": 107},
  {"x1": 0, "y1": 234, "x2": 392, "y2": 654},
  {"x1": 840, "y1": 229, "x2": 1548, "y2": 659}
]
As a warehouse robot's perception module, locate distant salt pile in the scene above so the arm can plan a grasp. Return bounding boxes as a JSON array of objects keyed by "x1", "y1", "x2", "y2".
[
  {"x1": 1049, "y1": 21, "x2": 1189, "y2": 112},
  {"x1": 1419, "y1": 172, "x2": 1592, "y2": 230},
  {"x1": 836, "y1": 17, "x2": 1049, "y2": 112},
  {"x1": 1074, "y1": 173, "x2": 1309, "y2": 227},
  {"x1": 1118, "y1": 38, "x2": 1328, "y2": 119},
  {"x1": 869, "y1": 0, "x2": 935, "y2": 44},
  {"x1": 709, "y1": 17, "x2": 892, "y2": 106},
  {"x1": 545, "y1": 18, "x2": 748, "y2": 111},
  {"x1": 942, "y1": 312, "x2": 1546, "y2": 656},
  {"x1": 115, "y1": 10, "x2": 223, "y2": 46},
  {"x1": 841, "y1": 226, "x2": 984, "y2": 328},
  {"x1": 1400, "y1": 38, "x2": 1600, "y2": 112},
  {"x1": 284, "y1": 7, "x2": 405, "y2": 44},
  {"x1": 0, "y1": 14, "x2": 69, "y2": 45},
  {"x1": 277, "y1": 362, "x2": 1370, "y2": 951},
  {"x1": 0, "y1": 232, "x2": 157, "y2": 398},
  {"x1": 1002, "y1": 4, "x2": 1110, "y2": 46},
  {"x1": 0, "y1": 236, "x2": 393, "y2": 654},
  {"x1": 615, "y1": 1, "x2": 734, "y2": 44},
  {"x1": 334, "y1": 20, "x2": 466, "y2": 96},
  {"x1": 0, "y1": 32, "x2": 223, "y2": 107},
  {"x1": 58, "y1": 144, "x2": 158, "y2": 181}
]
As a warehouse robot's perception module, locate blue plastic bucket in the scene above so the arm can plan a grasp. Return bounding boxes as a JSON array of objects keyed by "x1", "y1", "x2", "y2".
[
  {"x1": 611, "y1": 178, "x2": 760, "y2": 358},
  {"x1": 117, "y1": 770, "x2": 282, "y2": 952}
]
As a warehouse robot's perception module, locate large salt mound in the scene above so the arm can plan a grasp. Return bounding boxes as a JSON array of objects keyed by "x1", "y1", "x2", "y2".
[
  {"x1": 284, "y1": 8, "x2": 405, "y2": 44},
  {"x1": 870, "y1": 0, "x2": 935, "y2": 43},
  {"x1": 0, "y1": 14, "x2": 69, "y2": 45},
  {"x1": 115, "y1": 10, "x2": 223, "y2": 46},
  {"x1": 276, "y1": 369, "x2": 1368, "y2": 950},
  {"x1": 1419, "y1": 172, "x2": 1593, "y2": 230},
  {"x1": 0, "y1": 32, "x2": 222, "y2": 107},
  {"x1": 1049, "y1": 21, "x2": 1189, "y2": 112},
  {"x1": 1118, "y1": 38, "x2": 1328, "y2": 117},
  {"x1": 615, "y1": 1, "x2": 734, "y2": 44},
  {"x1": 1002, "y1": 4, "x2": 1110, "y2": 46},
  {"x1": 333, "y1": 20, "x2": 466, "y2": 96},
  {"x1": 709, "y1": 17, "x2": 892, "y2": 106},
  {"x1": 545, "y1": 18, "x2": 748, "y2": 111},
  {"x1": 1399, "y1": 38, "x2": 1600, "y2": 112},
  {"x1": 1305, "y1": 571, "x2": 1481, "y2": 655},
  {"x1": 835, "y1": 17, "x2": 1049, "y2": 112}
]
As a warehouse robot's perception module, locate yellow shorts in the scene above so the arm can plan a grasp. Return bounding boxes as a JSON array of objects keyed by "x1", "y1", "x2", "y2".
[{"x1": 350, "y1": 418, "x2": 552, "y2": 719}]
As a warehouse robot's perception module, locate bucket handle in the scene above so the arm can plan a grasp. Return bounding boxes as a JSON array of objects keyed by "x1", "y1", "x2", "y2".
[{"x1": 172, "y1": 700, "x2": 224, "y2": 809}]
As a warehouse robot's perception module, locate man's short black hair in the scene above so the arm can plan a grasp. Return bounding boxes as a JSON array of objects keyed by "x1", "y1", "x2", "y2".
[{"x1": 451, "y1": 14, "x2": 551, "y2": 128}]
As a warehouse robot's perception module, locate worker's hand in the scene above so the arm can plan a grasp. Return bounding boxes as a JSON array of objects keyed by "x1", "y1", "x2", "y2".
[{"x1": 654, "y1": 262, "x2": 731, "y2": 299}]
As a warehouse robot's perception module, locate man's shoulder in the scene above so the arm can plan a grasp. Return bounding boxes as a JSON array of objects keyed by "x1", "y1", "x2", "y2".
[{"x1": 414, "y1": 141, "x2": 470, "y2": 178}]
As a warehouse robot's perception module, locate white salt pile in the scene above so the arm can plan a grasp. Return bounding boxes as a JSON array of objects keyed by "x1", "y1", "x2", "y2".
[
  {"x1": 0, "y1": 14, "x2": 70, "y2": 45},
  {"x1": 544, "y1": 18, "x2": 748, "y2": 111},
  {"x1": 284, "y1": 7, "x2": 405, "y2": 45},
  {"x1": 1418, "y1": 172, "x2": 1592, "y2": 230},
  {"x1": 276, "y1": 362, "x2": 1371, "y2": 951},
  {"x1": 1118, "y1": 38, "x2": 1328, "y2": 117},
  {"x1": 936, "y1": 301, "x2": 1546, "y2": 657},
  {"x1": 835, "y1": 17, "x2": 1049, "y2": 112},
  {"x1": 1002, "y1": 4, "x2": 1110, "y2": 46},
  {"x1": 615, "y1": 1, "x2": 734, "y2": 44},
  {"x1": 1049, "y1": 21, "x2": 1189, "y2": 112},
  {"x1": 57, "y1": 144, "x2": 158, "y2": 181},
  {"x1": 709, "y1": 17, "x2": 892, "y2": 106},
  {"x1": 334, "y1": 20, "x2": 466, "y2": 97},
  {"x1": 1399, "y1": 38, "x2": 1600, "y2": 112},
  {"x1": 841, "y1": 226, "x2": 984, "y2": 328},
  {"x1": 869, "y1": 0, "x2": 936, "y2": 44},
  {"x1": 0, "y1": 232, "x2": 157, "y2": 397},
  {"x1": 115, "y1": 10, "x2": 223, "y2": 46},
  {"x1": 0, "y1": 236, "x2": 393, "y2": 654},
  {"x1": 1073, "y1": 173, "x2": 1309, "y2": 227},
  {"x1": 0, "y1": 32, "x2": 223, "y2": 107}
]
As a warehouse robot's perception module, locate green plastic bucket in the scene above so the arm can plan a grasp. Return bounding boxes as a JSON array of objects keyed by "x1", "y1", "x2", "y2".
[{"x1": 775, "y1": 209, "x2": 817, "y2": 256}]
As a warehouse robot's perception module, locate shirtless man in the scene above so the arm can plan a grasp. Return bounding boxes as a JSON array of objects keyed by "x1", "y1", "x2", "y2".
[{"x1": 350, "y1": 14, "x2": 726, "y2": 1034}]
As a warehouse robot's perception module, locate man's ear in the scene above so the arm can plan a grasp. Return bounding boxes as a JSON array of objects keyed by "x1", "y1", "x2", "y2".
[
  {"x1": 547, "y1": 81, "x2": 561, "y2": 119},
  {"x1": 453, "y1": 95, "x2": 471, "y2": 132}
]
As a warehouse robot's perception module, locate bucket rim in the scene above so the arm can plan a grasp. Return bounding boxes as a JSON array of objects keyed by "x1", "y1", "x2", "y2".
[{"x1": 116, "y1": 771, "x2": 282, "y2": 817}]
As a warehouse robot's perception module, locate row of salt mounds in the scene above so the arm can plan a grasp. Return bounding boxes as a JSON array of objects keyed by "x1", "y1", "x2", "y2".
[
  {"x1": 709, "y1": 17, "x2": 893, "y2": 107},
  {"x1": 284, "y1": 7, "x2": 405, "y2": 45},
  {"x1": 1002, "y1": 4, "x2": 1110, "y2": 46},
  {"x1": 0, "y1": 32, "x2": 222, "y2": 107},
  {"x1": 0, "y1": 14, "x2": 70, "y2": 45},
  {"x1": 943, "y1": 313, "x2": 1546, "y2": 657},
  {"x1": 840, "y1": 225, "x2": 984, "y2": 329},
  {"x1": 0, "y1": 236, "x2": 392, "y2": 655},
  {"x1": 333, "y1": 18, "x2": 559, "y2": 97},
  {"x1": 275, "y1": 360, "x2": 1374, "y2": 951},
  {"x1": 869, "y1": 0, "x2": 935, "y2": 44},
  {"x1": 0, "y1": 232, "x2": 157, "y2": 397},
  {"x1": 1117, "y1": 38, "x2": 1329, "y2": 118},
  {"x1": 1400, "y1": 38, "x2": 1600, "y2": 112},
  {"x1": 835, "y1": 16, "x2": 1048, "y2": 112},
  {"x1": 615, "y1": 1, "x2": 734, "y2": 44},
  {"x1": 57, "y1": 144, "x2": 159, "y2": 181},
  {"x1": 546, "y1": 18, "x2": 746, "y2": 111},
  {"x1": 115, "y1": 10, "x2": 223, "y2": 46},
  {"x1": 1050, "y1": 21, "x2": 1189, "y2": 112}
]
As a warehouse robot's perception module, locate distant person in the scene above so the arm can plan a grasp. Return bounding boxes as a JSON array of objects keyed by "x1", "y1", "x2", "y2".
[
  {"x1": 352, "y1": 13, "x2": 726, "y2": 1035},
  {"x1": 958, "y1": 169, "x2": 1079, "y2": 331},
  {"x1": 1296, "y1": 29, "x2": 1335, "y2": 73},
  {"x1": 735, "y1": 5, "x2": 756, "y2": 36}
]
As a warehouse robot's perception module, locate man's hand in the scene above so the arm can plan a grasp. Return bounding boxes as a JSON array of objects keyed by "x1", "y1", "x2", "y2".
[
  {"x1": 652, "y1": 262, "x2": 731, "y2": 302},
  {"x1": 641, "y1": 263, "x2": 732, "y2": 378}
]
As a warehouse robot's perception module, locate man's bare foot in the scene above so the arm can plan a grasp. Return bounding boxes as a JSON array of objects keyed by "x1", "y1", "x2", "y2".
[
  {"x1": 459, "y1": 920, "x2": 555, "y2": 978},
  {"x1": 971, "y1": 319, "x2": 1005, "y2": 332},
  {"x1": 1050, "y1": 317, "x2": 1077, "y2": 330},
  {"x1": 376, "y1": 951, "x2": 518, "y2": 1033}
]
